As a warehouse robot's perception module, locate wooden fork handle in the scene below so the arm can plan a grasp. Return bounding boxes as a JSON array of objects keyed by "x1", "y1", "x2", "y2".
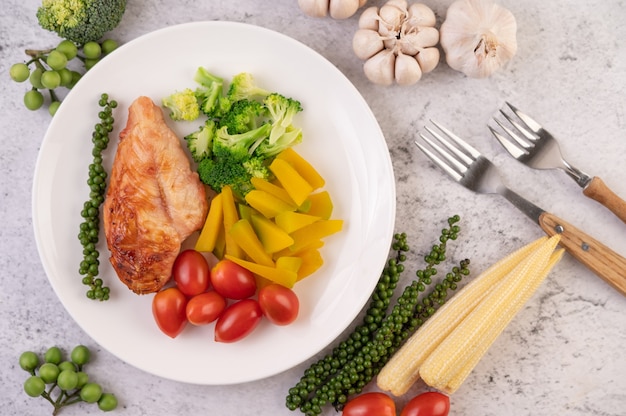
[
  {"x1": 539, "y1": 212, "x2": 626, "y2": 296},
  {"x1": 583, "y1": 176, "x2": 626, "y2": 224}
]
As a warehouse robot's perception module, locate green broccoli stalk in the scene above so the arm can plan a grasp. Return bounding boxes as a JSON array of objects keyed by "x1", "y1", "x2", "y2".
[
  {"x1": 213, "y1": 123, "x2": 272, "y2": 161},
  {"x1": 185, "y1": 119, "x2": 216, "y2": 162},
  {"x1": 162, "y1": 88, "x2": 201, "y2": 122},
  {"x1": 263, "y1": 93, "x2": 303, "y2": 144},
  {"x1": 37, "y1": 0, "x2": 127, "y2": 46}
]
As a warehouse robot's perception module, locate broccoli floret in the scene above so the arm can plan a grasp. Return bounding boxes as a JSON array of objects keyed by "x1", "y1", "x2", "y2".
[
  {"x1": 213, "y1": 123, "x2": 272, "y2": 161},
  {"x1": 227, "y1": 72, "x2": 271, "y2": 102},
  {"x1": 255, "y1": 125, "x2": 303, "y2": 158},
  {"x1": 193, "y1": 67, "x2": 228, "y2": 117},
  {"x1": 263, "y1": 93, "x2": 303, "y2": 144},
  {"x1": 37, "y1": 0, "x2": 127, "y2": 45},
  {"x1": 162, "y1": 88, "x2": 201, "y2": 121},
  {"x1": 197, "y1": 148, "x2": 271, "y2": 199},
  {"x1": 185, "y1": 119, "x2": 216, "y2": 162},
  {"x1": 219, "y1": 99, "x2": 267, "y2": 134}
]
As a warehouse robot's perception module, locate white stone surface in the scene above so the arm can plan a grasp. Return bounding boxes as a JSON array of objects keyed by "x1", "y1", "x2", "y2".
[{"x1": 1, "y1": 1, "x2": 625, "y2": 415}]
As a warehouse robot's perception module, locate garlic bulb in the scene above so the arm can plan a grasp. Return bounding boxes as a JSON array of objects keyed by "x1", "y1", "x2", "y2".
[
  {"x1": 352, "y1": 0, "x2": 440, "y2": 86},
  {"x1": 439, "y1": 0, "x2": 517, "y2": 78},
  {"x1": 298, "y1": 0, "x2": 368, "y2": 19}
]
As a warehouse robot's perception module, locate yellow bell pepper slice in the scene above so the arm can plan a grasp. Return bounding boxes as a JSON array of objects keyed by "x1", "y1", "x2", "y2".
[
  {"x1": 270, "y1": 158, "x2": 313, "y2": 206},
  {"x1": 305, "y1": 191, "x2": 334, "y2": 220},
  {"x1": 276, "y1": 256, "x2": 302, "y2": 274},
  {"x1": 221, "y1": 186, "x2": 245, "y2": 258},
  {"x1": 276, "y1": 147, "x2": 326, "y2": 190},
  {"x1": 195, "y1": 193, "x2": 223, "y2": 252},
  {"x1": 249, "y1": 214, "x2": 294, "y2": 253},
  {"x1": 289, "y1": 219, "x2": 344, "y2": 252},
  {"x1": 245, "y1": 189, "x2": 297, "y2": 218},
  {"x1": 250, "y1": 176, "x2": 296, "y2": 206},
  {"x1": 229, "y1": 219, "x2": 275, "y2": 267},
  {"x1": 294, "y1": 248, "x2": 324, "y2": 280},
  {"x1": 275, "y1": 211, "x2": 321, "y2": 234},
  {"x1": 225, "y1": 255, "x2": 298, "y2": 288}
]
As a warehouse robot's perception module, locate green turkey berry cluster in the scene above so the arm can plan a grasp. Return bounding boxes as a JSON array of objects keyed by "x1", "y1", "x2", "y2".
[
  {"x1": 78, "y1": 94, "x2": 117, "y2": 301},
  {"x1": 8, "y1": 38, "x2": 118, "y2": 115},
  {"x1": 19, "y1": 345, "x2": 117, "y2": 415},
  {"x1": 285, "y1": 215, "x2": 470, "y2": 416}
]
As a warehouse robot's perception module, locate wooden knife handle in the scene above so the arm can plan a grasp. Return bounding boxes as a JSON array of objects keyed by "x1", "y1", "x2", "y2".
[
  {"x1": 539, "y1": 212, "x2": 626, "y2": 296},
  {"x1": 583, "y1": 176, "x2": 626, "y2": 224}
]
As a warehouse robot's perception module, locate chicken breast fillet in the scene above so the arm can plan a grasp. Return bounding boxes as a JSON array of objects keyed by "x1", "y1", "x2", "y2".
[{"x1": 103, "y1": 96, "x2": 208, "y2": 294}]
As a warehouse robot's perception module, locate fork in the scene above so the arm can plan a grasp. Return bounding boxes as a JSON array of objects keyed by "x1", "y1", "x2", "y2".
[
  {"x1": 489, "y1": 102, "x2": 626, "y2": 224},
  {"x1": 415, "y1": 120, "x2": 626, "y2": 296}
]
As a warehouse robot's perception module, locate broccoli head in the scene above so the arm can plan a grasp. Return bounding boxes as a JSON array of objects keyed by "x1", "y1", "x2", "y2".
[
  {"x1": 162, "y1": 88, "x2": 201, "y2": 122},
  {"x1": 263, "y1": 93, "x2": 303, "y2": 144},
  {"x1": 37, "y1": 0, "x2": 127, "y2": 45},
  {"x1": 227, "y1": 72, "x2": 271, "y2": 102},
  {"x1": 213, "y1": 123, "x2": 272, "y2": 161},
  {"x1": 185, "y1": 119, "x2": 216, "y2": 163},
  {"x1": 255, "y1": 125, "x2": 303, "y2": 158},
  {"x1": 197, "y1": 150, "x2": 271, "y2": 199},
  {"x1": 219, "y1": 99, "x2": 266, "y2": 134},
  {"x1": 193, "y1": 67, "x2": 229, "y2": 118}
]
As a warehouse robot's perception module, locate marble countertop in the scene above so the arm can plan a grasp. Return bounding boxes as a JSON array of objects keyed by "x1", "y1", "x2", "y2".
[{"x1": 1, "y1": 1, "x2": 625, "y2": 415}]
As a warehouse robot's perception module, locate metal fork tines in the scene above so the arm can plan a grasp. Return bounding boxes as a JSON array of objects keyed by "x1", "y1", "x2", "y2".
[
  {"x1": 488, "y1": 102, "x2": 626, "y2": 224},
  {"x1": 416, "y1": 120, "x2": 542, "y2": 221},
  {"x1": 415, "y1": 120, "x2": 626, "y2": 296},
  {"x1": 488, "y1": 102, "x2": 591, "y2": 187}
]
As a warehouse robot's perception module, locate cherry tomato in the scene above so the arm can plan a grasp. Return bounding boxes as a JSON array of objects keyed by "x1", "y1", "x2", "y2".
[
  {"x1": 400, "y1": 392, "x2": 450, "y2": 416},
  {"x1": 210, "y1": 259, "x2": 256, "y2": 300},
  {"x1": 152, "y1": 287, "x2": 188, "y2": 338},
  {"x1": 342, "y1": 392, "x2": 396, "y2": 416},
  {"x1": 186, "y1": 291, "x2": 226, "y2": 325},
  {"x1": 172, "y1": 249, "x2": 210, "y2": 296},
  {"x1": 258, "y1": 284, "x2": 299, "y2": 326},
  {"x1": 214, "y1": 299, "x2": 262, "y2": 343}
]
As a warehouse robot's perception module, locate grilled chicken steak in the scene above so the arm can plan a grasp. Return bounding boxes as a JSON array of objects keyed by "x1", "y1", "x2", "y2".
[{"x1": 103, "y1": 96, "x2": 208, "y2": 294}]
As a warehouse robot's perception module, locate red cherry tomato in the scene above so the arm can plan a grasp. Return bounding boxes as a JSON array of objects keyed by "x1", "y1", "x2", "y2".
[
  {"x1": 210, "y1": 259, "x2": 256, "y2": 300},
  {"x1": 186, "y1": 291, "x2": 227, "y2": 325},
  {"x1": 214, "y1": 299, "x2": 262, "y2": 343},
  {"x1": 400, "y1": 392, "x2": 450, "y2": 416},
  {"x1": 152, "y1": 287, "x2": 188, "y2": 338},
  {"x1": 342, "y1": 392, "x2": 396, "y2": 416},
  {"x1": 172, "y1": 249, "x2": 210, "y2": 296},
  {"x1": 258, "y1": 284, "x2": 299, "y2": 326}
]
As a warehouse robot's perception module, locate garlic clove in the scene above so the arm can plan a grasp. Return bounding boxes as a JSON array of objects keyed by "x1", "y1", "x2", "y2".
[
  {"x1": 298, "y1": 0, "x2": 330, "y2": 17},
  {"x1": 359, "y1": 6, "x2": 380, "y2": 31},
  {"x1": 416, "y1": 47, "x2": 440, "y2": 73},
  {"x1": 399, "y1": 26, "x2": 439, "y2": 55},
  {"x1": 406, "y1": 3, "x2": 436, "y2": 27},
  {"x1": 329, "y1": 0, "x2": 361, "y2": 19},
  {"x1": 359, "y1": 0, "x2": 368, "y2": 6},
  {"x1": 440, "y1": 0, "x2": 517, "y2": 78},
  {"x1": 363, "y1": 49, "x2": 396, "y2": 86},
  {"x1": 353, "y1": 29, "x2": 385, "y2": 60},
  {"x1": 395, "y1": 53, "x2": 423, "y2": 85},
  {"x1": 378, "y1": 0, "x2": 408, "y2": 32}
]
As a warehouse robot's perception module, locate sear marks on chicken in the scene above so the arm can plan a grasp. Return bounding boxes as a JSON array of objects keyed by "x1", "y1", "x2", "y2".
[{"x1": 103, "y1": 96, "x2": 208, "y2": 294}]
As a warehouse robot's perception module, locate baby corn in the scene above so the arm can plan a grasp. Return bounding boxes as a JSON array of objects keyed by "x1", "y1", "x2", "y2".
[{"x1": 377, "y1": 235, "x2": 563, "y2": 396}]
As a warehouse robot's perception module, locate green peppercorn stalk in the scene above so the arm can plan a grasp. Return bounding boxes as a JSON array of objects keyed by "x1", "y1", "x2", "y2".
[
  {"x1": 78, "y1": 94, "x2": 117, "y2": 301},
  {"x1": 285, "y1": 216, "x2": 471, "y2": 416}
]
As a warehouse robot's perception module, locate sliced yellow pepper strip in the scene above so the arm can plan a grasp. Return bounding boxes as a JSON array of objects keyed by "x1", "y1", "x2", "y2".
[
  {"x1": 289, "y1": 219, "x2": 344, "y2": 253},
  {"x1": 275, "y1": 211, "x2": 321, "y2": 234},
  {"x1": 225, "y1": 255, "x2": 298, "y2": 288},
  {"x1": 270, "y1": 158, "x2": 313, "y2": 206},
  {"x1": 245, "y1": 189, "x2": 297, "y2": 218},
  {"x1": 304, "y1": 191, "x2": 334, "y2": 220},
  {"x1": 221, "y1": 186, "x2": 245, "y2": 258},
  {"x1": 276, "y1": 147, "x2": 326, "y2": 190},
  {"x1": 195, "y1": 193, "x2": 223, "y2": 252},
  {"x1": 229, "y1": 219, "x2": 275, "y2": 267},
  {"x1": 249, "y1": 214, "x2": 294, "y2": 254}
]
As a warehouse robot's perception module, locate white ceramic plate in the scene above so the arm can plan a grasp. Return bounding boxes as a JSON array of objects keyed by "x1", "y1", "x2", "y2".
[{"x1": 32, "y1": 21, "x2": 395, "y2": 385}]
